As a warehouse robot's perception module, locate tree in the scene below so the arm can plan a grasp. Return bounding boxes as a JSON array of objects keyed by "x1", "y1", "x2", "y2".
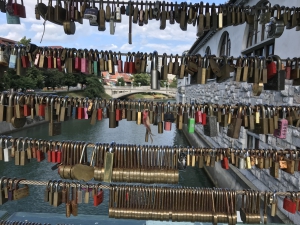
[
  {"x1": 74, "y1": 73, "x2": 87, "y2": 89},
  {"x1": 84, "y1": 77, "x2": 105, "y2": 98},
  {"x1": 131, "y1": 73, "x2": 150, "y2": 86},
  {"x1": 62, "y1": 73, "x2": 77, "y2": 91},
  {"x1": 26, "y1": 67, "x2": 45, "y2": 89},
  {"x1": 18, "y1": 36, "x2": 31, "y2": 46},
  {"x1": 160, "y1": 80, "x2": 167, "y2": 88},
  {"x1": 43, "y1": 69, "x2": 64, "y2": 90},
  {"x1": 116, "y1": 77, "x2": 125, "y2": 86},
  {"x1": 0, "y1": 68, "x2": 43, "y2": 92},
  {"x1": 169, "y1": 77, "x2": 178, "y2": 88}
]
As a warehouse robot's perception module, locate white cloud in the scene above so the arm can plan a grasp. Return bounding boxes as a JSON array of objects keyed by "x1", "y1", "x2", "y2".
[
  {"x1": 120, "y1": 43, "x2": 136, "y2": 51},
  {"x1": 0, "y1": 0, "x2": 211, "y2": 55}
]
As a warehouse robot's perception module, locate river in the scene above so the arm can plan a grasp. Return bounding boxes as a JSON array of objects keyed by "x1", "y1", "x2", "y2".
[{"x1": 0, "y1": 112, "x2": 213, "y2": 216}]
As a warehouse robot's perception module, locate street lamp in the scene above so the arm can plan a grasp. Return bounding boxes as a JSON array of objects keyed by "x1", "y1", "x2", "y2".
[
  {"x1": 138, "y1": 82, "x2": 141, "y2": 87},
  {"x1": 119, "y1": 82, "x2": 121, "y2": 86}
]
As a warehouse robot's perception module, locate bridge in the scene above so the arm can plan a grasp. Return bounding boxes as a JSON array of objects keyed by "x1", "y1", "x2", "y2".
[{"x1": 104, "y1": 86, "x2": 177, "y2": 98}]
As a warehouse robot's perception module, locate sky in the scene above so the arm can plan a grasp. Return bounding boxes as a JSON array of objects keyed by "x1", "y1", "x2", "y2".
[{"x1": 0, "y1": 0, "x2": 227, "y2": 55}]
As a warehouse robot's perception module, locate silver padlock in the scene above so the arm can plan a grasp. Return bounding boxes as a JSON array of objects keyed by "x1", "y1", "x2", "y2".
[
  {"x1": 238, "y1": 152, "x2": 246, "y2": 169},
  {"x1": 77, "y1": 182, "x2": 83, "y2": 204}
]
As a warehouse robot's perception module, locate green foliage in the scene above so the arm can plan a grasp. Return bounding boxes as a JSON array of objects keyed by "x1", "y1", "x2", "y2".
[
  {"x1": 169, "y1": 77, "x2": 177, "y2": 88},
  {"x1": 43, "y1": 69, "x2": 64, "y2": 90},
  {"x1": 84, "y1": 77, "x2": 105, "y2": 98},
  {"x1": 74, "y1": 73, "x2": 87, "y2": 89},
  {"x1": 0, "y1": 67, "x2": 44, "y2": 91},
  {"x1": 62, "y1": 73, "x2": 77, "y2": 91},
  {"x1": 18, "y1": 36, "x2": 31, "y2": 46},
  {"x1": 116, "y1": 77, "x2": 125, "y2": 86},
  {"x1": 159, "y1": 80, "x2": 167, "y2": 88},
  {"x1": 131, "y1": 73, "x2": 150, "y2": 86},
  {"x1": 26, "y1": 67, "x2": 44, "y2": 88}
]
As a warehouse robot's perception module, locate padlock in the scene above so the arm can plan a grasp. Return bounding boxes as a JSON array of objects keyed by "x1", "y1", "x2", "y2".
[
  {"x1": 195, "y1": 105, "x2": 202, "y2": 124},
  {"x1": 283, "y1": 193, "x2": 297, "y2": 214},
  {"x1": 203, "y1": 104, "x2": 218, "y2": 137},
  {"x1": 270, "y1": 151, "x2": 279, "y2": 178},
  {"x1": 238, "y1": 152, "x2": 245, "y2": 169},
  {"x1": 221, "y1": 151, "x2": 229, "y2": 170},
  {"x1": 284, "y1": 150, "x2": 295, "y2": 175},
  {"x1": 183, "y1": 104, "x2": 189, "y2": 125},
  {"x1": 254, "y1": 105, "x2": 268, "y2": 134},
  {"x1": 227, "y1": 105, "x2": 243, "y2": 139},
  {"x1": 264, "y1": 55, "x2": 285, "y2": 91},
  {"x1": 274, "y1": 107, "x2": 288, "y2": 139},
  {"x1": 187, "y1": 104, "x2": 195, "y2": 133},
  {"x1": 164, "y1": 102, "x2": 174, "y2": 131}
]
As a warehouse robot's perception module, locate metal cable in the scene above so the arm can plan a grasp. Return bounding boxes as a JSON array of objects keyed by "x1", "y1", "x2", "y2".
[{"x1": 2, "y1": 178, "x2": 298, "y2": 196}]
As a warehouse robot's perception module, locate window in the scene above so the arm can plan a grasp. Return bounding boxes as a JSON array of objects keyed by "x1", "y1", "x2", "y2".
[
  {"x1": 254, "y1": 47, "x2": 264, "y2": 56},
  {"x1": 219, "y1": 32, "x2": 231, "y2": 56},
  {"x1": 247, "y1": 135, "x2": 254, "y2": 149},
  {"x1": 205, "y1": 46, "x2": 211, "y2": 56},
  {"x1": 255, "y1": 138, "x2": 260, "y2": 149},
  {"x1": 267, "y1": 44, "x2": 274, "y2": 57}
]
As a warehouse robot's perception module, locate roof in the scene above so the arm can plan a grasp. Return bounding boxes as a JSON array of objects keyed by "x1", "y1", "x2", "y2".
[
  {"x1": 0, "y1": 37, "x2": 16, "y2": 45},
  {"x1": 102, "y1": 71, "x2": 132, "y2": 83}
]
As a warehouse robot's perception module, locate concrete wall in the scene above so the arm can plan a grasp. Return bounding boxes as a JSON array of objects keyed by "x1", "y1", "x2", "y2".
[{"x1": 0, "y1": 117, "x2": 46, "y2": 135}]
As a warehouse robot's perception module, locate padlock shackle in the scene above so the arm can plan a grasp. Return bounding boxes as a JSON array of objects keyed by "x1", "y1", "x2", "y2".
[{"x1": 0, "y1": 176, "x2": 7, "y2": 190}]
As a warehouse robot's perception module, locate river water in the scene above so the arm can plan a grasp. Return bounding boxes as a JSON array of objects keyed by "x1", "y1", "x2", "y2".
[{"x1": 0, "y1": 112, "x2": 213, "y2": 216}]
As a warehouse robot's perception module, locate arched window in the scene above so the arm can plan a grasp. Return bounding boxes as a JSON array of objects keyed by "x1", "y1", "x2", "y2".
[
  {"x1": 219, "y1": 32, "x2": 231, "y2": 56},
  {"x1": 205, "y1": 46, "x2": 211, "y2": 55}
]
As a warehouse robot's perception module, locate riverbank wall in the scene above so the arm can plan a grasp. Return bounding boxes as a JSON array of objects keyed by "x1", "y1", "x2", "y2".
[{"x1": 182, "y1": 124, "x2": 292, "y2": 224}]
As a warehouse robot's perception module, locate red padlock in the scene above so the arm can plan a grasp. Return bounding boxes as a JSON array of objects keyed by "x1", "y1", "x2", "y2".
[
  {"x1": 285, "y1": 58, "x2": 292, "y2": 80},
  {"x1": 51, "y1": 143, "x2": 58, "y2": 163},
  {"x1": 77, "y1": 99, "x2": 84, "y2": 120},
  {"x1": 47, "y1": 49, "x2": 53, "y2": 69},
  {"x1": 97, "y1": 107, "x2": 103, "y2": 121},
  {"x1": 267, "y1": 58, "x2": 277, "y2": 79},
  {"x1": 93, "y1": 185, "x2": 104, "y2": 206},
  {"x1": 201, "y1": 106, "x2": 207, "y2": 125},
  {"x1": 74, "y1": 50, "x2": 81, "y2": 71},
  {"x1": 23, "y1": 105, "x2": 30, "y2": 117},
  {"x1": 221, "y1": 156, "x2": 229, "y2": 170},
  {"x1": 124, "y1": 54, "x2": 129, "y2": 73},
  {"x1": 36, "y1": 141, "x2": 45, "y2": 162},
  {"x1": 56, "y1": 143, "x2": 62, "y2": 164},
  {"x1": 38, "y1": 96, "x2": 46, "y2": 117},
  {"x1": 195, "y1": 107, "x2": 202, "y2": 124},
  {"x1": 283, "y1": 194, "x2": 297, "y2": 214},
  {"x1": 115, "y1": 101, "x2": 122, "y2": 121},
  {"x1": 128, "y1": 53, "x2": 136, "y2": 74}
]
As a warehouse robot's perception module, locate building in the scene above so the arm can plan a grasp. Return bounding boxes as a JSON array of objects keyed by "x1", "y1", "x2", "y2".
[
  {"x1": 102, "y1": 71, "x2": 132, "y2": 86},
  {"x1": 0, "y1": 37, "x2": 16, "y2": 45},
  {"x1": 179, "y1": 0, "x2": 300, "y2": 224}
]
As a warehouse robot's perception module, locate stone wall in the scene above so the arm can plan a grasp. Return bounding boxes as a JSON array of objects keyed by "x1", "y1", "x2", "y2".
[{"x1": 184, "y1": 78, "x2": 300, "y2": 224}]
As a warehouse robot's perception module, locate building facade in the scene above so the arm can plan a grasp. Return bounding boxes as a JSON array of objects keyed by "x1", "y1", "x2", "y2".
[{"x1": 179, "y1": 0, "x2": 300, "y2": 223}]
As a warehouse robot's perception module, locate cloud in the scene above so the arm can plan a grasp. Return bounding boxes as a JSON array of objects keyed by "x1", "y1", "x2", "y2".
[{"x1": 0, "y1": 0, "x2": 215, "y2": 56}]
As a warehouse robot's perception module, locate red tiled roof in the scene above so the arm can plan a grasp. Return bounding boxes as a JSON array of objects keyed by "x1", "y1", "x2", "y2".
[
  {"x1": 101, "y1": 71, "x2": 132, "y2": 83},
  {"x1": 0, "y1": 37, "x2": 16, "y2": 45}
]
